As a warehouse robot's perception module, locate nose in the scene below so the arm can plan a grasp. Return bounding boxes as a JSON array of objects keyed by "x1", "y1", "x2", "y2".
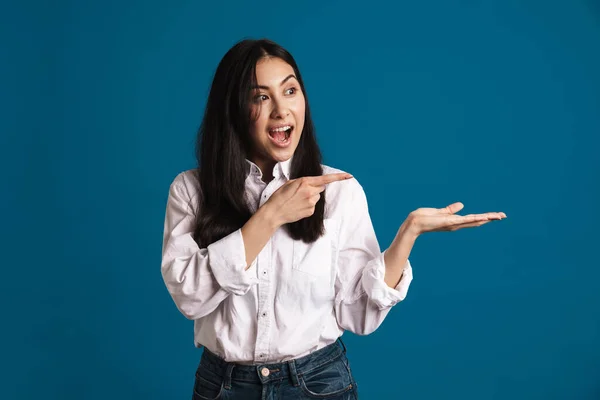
[{"x1": 270, "y1": 98, "x2": 289, "y2": 119}]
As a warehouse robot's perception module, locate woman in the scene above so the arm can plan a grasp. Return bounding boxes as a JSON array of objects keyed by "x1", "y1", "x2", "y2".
[{"x1": 161, "y1": 38, "x2": 505, "y2": 400}]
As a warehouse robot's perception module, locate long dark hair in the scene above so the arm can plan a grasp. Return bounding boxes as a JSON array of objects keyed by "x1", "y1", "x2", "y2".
[{"x1": 193, "y1": 38, "x2": 325, "y2": 249}]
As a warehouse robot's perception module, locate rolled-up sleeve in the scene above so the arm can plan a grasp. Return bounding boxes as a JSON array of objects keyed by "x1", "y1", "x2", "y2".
[
  {"x1": 334, "y1": 179, "x2": 413, "y2": 335},
  {"x1": 361, "y1": 252, "x2": 413, "y2": 310},
  {"x1": 161, "y1": 173, "x2": 258, "y2": 320},
  {"x1": 207, "y1": 229, "x2": 258, "y2": 295}
]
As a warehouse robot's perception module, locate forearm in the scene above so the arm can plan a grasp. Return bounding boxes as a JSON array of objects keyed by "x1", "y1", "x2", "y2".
[
  {"x1": 384, "y1": 219, "x2": 418, "y2": 288},
  {"x1": 240, "y1": 204, "x2": 280, "y2": 270}
]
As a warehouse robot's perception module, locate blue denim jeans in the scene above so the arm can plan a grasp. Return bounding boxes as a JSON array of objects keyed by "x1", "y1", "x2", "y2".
[{"x1": 192, "y1": 339, "x2": 359, "y2": 399}]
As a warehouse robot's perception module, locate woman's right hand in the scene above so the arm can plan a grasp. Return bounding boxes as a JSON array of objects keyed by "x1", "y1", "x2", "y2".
[{"x1": 265, "y1": 173, "x2": 353, "y2": 227}]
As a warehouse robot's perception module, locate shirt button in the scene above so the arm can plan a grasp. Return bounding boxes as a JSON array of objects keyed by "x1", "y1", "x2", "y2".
[
  {"x1": 261, "y1": 367, "x2": 270, "y2": 377},
  {"x1": 261, "y1": 312, "x2": 267, "y2": 317}
]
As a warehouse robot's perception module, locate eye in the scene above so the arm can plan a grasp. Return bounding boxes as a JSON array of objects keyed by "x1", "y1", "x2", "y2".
[
  {"x1": 285, "y1": 87, "x2": 297, "y2": 95},
  {"x1": 253, "y1": 94, "x2": 269, "y2": 103}
]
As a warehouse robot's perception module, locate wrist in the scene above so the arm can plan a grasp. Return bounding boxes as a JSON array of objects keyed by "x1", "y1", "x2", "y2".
[
  {"x1": 388, "y1": 220, "x2": 417, "y2": 256},
  {"x1": 401, "y1": 214, "x2": 421, "y2": 239},
  {"x1": 258, "y1": 203, "x2": 282, "y2": 231}
]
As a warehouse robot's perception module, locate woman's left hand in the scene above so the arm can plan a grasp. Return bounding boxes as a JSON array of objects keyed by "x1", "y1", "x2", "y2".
[
  {"x1": 405, "y1": 202, "x2": 506, "y2": 236},
  {"x1": 383, "y1": 202, "x2": 505, "y2": 287},
  {"x1": 383, "y1": 202, "x2": 506, "y2": 287}
]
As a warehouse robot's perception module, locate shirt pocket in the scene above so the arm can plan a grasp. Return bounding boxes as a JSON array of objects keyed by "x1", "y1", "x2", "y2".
[{"x1": 292, "y1": 218, "x2": 339, "y2": 279}]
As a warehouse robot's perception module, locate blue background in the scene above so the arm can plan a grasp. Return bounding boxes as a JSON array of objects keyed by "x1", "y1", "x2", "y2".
[{"x1": 2, "y1": 0, "x2": 599, "y2": 399}]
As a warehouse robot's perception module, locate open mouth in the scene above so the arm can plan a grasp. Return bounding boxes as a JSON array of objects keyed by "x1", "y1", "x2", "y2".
[{"x1": 267, "y1": 125, "x2": 293, "y2": 145}]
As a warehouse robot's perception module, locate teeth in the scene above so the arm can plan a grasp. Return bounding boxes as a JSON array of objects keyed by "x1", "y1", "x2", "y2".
[{"x1": 270, "y1": 126, "x2": 291, "y2": 132}]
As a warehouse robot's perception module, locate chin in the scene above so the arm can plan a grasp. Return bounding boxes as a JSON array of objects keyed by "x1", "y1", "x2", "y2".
[
  {"x1": 268, "y1": 143, "x2": 297, "y2": 159},
  {"x1": 270, "y1": 150, "x2": 294, "y2": 162}
]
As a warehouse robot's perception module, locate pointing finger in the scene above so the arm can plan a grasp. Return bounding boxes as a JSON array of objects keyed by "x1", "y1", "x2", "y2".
[{"x1": 307, "y1": 173, "x2": 353, "y2": 186}]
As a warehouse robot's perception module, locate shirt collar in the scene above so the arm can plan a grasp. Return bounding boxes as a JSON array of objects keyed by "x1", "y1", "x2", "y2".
[
  {"x1": 276, "y1": 157, "x2": 292, "y2": 180},
  {"x1": 245, "y1": 159, "x2": 261, "y2": 178},
  {"x1": 245, "y1": 157, "x2": 293, "y2": 180}
]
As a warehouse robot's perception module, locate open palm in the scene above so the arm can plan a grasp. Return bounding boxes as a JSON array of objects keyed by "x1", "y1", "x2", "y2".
[{"x1": 409, "y1": 202, "x2": 506, "y2": 234}]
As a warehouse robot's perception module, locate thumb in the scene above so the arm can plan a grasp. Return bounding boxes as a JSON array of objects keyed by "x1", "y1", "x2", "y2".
[{"x1": 442, "y1": 202, "x2": 464, "y2": 214}]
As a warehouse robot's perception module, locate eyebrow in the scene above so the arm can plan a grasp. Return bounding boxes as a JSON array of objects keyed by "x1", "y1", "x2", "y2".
[{"x1": 252, "y1": 74, "x2": 298, "y2": 90}]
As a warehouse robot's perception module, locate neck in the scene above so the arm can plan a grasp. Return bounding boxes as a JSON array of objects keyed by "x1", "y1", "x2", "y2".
[
  {"x1": 261, "y1": 174, "x2": 274, "y2": 183},
  {"x1": 252, "y1": 159, "x2": 276, "y2": 183}
]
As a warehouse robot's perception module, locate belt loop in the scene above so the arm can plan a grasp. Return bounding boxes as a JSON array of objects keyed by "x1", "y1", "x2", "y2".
[
  {"x1": 288, "y1": 359, "x2": 300, "y2": 387},
  {"x1": 338, "y1": 337, "x2": 347, "y2": 354},
  {"x1": 223, "y1": 363, "x2": 234, "y2": 390}
]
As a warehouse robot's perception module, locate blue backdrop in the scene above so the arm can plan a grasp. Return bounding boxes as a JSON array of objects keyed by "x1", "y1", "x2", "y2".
[{"x1": 2, "y1": 0, "x2": 599, "y2": 399}]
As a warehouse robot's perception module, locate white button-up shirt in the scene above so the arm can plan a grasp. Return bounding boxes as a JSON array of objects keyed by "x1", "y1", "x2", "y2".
[{"x1": 161, "y1": 158, "x2": 413, "y2": 364}]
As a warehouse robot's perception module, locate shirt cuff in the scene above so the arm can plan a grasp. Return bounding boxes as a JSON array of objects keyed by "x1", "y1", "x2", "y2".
[
  {"x1": 361, "y1": 251, "x2": 413, "y2": 310},
  {"x1": 207, "y1": 229, "x2": 258, "y2": 295}
]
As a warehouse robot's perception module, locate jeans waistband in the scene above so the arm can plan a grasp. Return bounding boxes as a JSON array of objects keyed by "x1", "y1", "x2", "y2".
[{"x1": 199, "y1": 338, "x2": 347, "y2": 388}]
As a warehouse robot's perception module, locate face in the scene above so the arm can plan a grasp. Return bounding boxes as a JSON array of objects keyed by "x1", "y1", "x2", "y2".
[{"x1": 248, "y1": 57, "x2": 305, "y2": 175}]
